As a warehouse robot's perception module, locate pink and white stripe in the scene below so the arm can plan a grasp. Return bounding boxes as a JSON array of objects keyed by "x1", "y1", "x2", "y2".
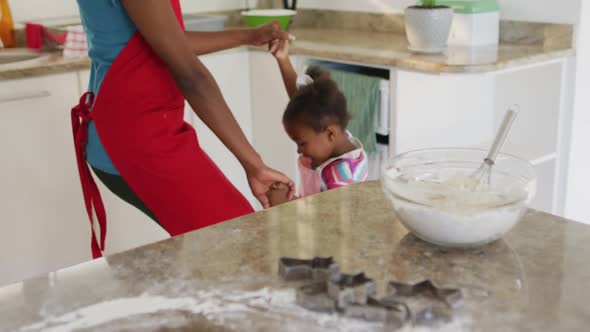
[{"x1": 321, "y1": 151, "x2": 368, "y2": 190}]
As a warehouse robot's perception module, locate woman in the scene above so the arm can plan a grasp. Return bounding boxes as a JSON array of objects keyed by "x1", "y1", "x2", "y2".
[{"x1": 72, "y1": 0, "x2": 295, "y2": 258}]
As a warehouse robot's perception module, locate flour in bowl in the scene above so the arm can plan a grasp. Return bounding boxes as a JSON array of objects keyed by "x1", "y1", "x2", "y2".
[{"x1": 384, "y1": 171, "x2": 531, "y2": 247}]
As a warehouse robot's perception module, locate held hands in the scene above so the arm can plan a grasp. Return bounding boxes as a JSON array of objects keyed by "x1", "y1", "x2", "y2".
[
  {"x1": 268, "y1": 38, "x2": 289, "y2": 60},
  {"x1": 266, "y1": 182, "x2": 298, "y2": 207},
  {"x1": 246, "y1": 162, "x2": 295, "y2": 209},
  {"x1": 249, "y1": 21, "x2": 295, "y2": 52}
]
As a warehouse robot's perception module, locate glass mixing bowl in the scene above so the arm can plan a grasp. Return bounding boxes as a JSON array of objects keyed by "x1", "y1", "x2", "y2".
[{"x1": 382, "y1": 148, "x2": 537, "y2": 247}]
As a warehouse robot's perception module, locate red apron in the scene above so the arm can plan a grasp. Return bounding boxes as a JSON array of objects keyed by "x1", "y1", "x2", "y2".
[{"x1": 71, "y1": 0, "x2": 254, "y2": 259}]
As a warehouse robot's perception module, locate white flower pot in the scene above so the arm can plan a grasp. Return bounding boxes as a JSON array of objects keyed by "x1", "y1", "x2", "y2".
[{"x1": 404, "y1": 6, "x2": 454, "y2": 54}]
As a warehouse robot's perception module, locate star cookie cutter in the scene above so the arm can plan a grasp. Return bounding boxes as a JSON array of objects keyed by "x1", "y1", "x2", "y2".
[
  {"x1": 327, "y1": 272, "x2": 377, "y2": 309},
  {"x1": 279, "y1": 257, "x2": 339, "y2": 282}
]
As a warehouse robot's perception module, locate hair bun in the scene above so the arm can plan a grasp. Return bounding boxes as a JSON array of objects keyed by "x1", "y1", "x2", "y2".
[{"x1": 305, "y1": 65, "x2": 331, "y2": 81}]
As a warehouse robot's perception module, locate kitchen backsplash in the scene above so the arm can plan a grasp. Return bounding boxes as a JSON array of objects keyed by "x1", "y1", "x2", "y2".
[
  {"x1": 7, "y1": 0, "x2": 581, "y2": 25},
  {"x1": 7, "y1": 0, "x2": 250, "y2": 23},
  {"x1": 261, "y1": 0, "x2": 581, "y2": 24}
]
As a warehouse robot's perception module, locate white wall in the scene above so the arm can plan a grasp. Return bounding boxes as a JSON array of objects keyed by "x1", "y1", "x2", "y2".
[
  {"x1": 566, "y1": 0, "x2": 590, "y2": 224},
  {"x1": 8, "y1": 0, "x2": 580, "y2": 26},
  {"x1": 8, "y1": 0, "x2": 79, "y2": 22},
  {"x1": 180, "y1": 0, "x2": 250, "y2": 13},
  {"x1": 7, "y1": 0, "x2": 248, "y2": 23},
  {"x1": 297, "y1": 0, "x2": 582, "y2": 24}
]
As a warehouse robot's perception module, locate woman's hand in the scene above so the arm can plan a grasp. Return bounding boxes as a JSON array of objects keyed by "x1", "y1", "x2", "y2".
[
  {"x1": 249, "y1": 21, "x2": 295, "y2": 52},
  {"x1": 246, "y1": 163, "x2": 295, "y2": 208}
]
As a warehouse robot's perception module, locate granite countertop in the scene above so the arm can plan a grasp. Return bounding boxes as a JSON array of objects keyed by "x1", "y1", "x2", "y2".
[
  {"x1": 286, "y1": 27, "x2": 574, "y2": 73},
  {"x1": 1, "y1": 181, "x2": 589, "y2": 331},
  {"x1": 0, "y1": 20, "x2": 574, "y2": 80},
  {"x1": 0, "y1": 51, "x2": 90, "y2": 80}
]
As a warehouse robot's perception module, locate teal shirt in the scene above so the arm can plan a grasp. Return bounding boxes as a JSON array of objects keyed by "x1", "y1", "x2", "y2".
[{"x1": 77, "y1": 0, "x2": 136, "y2": 175}]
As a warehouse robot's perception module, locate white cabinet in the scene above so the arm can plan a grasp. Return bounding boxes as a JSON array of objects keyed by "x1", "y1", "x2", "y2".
[
  {"x1": 531, "y1": 160, "x2": 557, "y2": 212},
  {"x1": 0, "y1": 69, "x2": 171, "y2": 286},
  {"x1": 249, "y1": 51, "x2": 299, "y2": 184},
  {"x1": 493, "y1": 62, "x2": 563, "y2": 162},
  {"x1": 391, "y1": 69, "x2": 495, "y2": 155},
  {"x1": 185, "y1": 49, "x2": 259, "y2": 208},
  {"x1": 78, "y1": 69, "x2": 90, "y2": 96},
  {"x1": 389, "y1": 61, "x2": 568, "y2": 214},
  {"x1": 492, "y1": 61, "x2": 567, "y2": 214},
  {"x1": 0, "y1": 73, "x2": 90, "y2": 286}
]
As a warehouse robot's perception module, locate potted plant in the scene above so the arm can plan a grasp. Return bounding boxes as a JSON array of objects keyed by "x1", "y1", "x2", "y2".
[{"x1": 404, "y1": 0, "x2": 454, "y2": 54}]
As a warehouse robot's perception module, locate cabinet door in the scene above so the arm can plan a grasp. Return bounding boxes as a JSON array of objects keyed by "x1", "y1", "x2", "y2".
[
  {"x1": 0, "y1": 73, "x2": 90, "y2": 285},
  {"x1": 185, "y1": 49, "x2": 258, "y2": 207},
  {"x1": 494, "y1": 62, "x2": 562, "y2": 161},
  {"x1": 530, "y1": 159, "x2": 557, "y2": 214},
  {"x1": 249, "y1": 51, "x2": 298, "y2": 184},
  {"x1": 494, "y1": 62, "x2": 563, "y2": 215},
  {"x1": 392, "y1": 69, "x2": 495, "y2": 155},
  {"x1": 78, "y1": 69, "x2": 90, "y2": 96}
]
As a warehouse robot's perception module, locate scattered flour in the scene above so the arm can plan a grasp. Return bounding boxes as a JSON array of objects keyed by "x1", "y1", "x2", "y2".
[{"x1": 18, "y1": 287, "x2": 397, "y2": 332}]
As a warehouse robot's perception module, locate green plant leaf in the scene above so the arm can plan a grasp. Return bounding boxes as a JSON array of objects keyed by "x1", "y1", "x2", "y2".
[{"x1": 422, "y1": 0, "x2": 436, "y2": 7}]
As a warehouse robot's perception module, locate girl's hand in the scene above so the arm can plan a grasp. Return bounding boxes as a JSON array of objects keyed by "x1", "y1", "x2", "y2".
[
  {"x1": 267, "y1": 182, "x2": 298, "y2": 207},
  {"x1": 269, "y1": 39, "x2": 289, "y2": 60},
  {"x1": 246, "y1": 163, "x2": 295, "y2": 208}
]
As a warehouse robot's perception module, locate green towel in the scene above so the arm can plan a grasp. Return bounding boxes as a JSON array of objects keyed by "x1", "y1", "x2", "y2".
[{"x1": 328, "y1": 69, "x2": 381, "y2": 153}]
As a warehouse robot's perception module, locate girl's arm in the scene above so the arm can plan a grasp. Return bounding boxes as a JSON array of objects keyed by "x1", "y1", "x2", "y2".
[{"x1": 270, "y1": 39, "x2": 298, "y2": 98}]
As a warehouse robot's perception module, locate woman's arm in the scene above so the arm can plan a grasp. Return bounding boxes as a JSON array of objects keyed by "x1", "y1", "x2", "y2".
[
  {"x1": 121, "y1": 0, "x2": 294, "y2": 207},
  {"x1": 185, "y1": 23, "x2": 293, "y2": 55}
]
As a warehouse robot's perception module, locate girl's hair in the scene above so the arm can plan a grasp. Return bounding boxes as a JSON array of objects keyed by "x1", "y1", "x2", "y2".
[{"x1": 283, "y1": 66, "x2": 350, "y2": 132}]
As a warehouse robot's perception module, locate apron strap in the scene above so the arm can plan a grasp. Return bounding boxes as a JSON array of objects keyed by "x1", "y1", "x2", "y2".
[{"x1": 71, "y1": 92, "x2": 107, "y2": 259}]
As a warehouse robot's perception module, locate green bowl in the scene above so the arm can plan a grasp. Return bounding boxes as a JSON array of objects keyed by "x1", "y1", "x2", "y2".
[{"x1": 241, "y1": 9, "x2": 297, "y2": 31}]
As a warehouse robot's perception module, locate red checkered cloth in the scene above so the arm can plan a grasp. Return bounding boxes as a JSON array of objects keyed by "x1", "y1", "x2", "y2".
[{"x1": 63, "y1": 25, "x2": 88, "y2": 59}]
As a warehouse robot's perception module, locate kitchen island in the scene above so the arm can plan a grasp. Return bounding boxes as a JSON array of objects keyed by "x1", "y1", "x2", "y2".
[{"x1": 1, "y1": 181, "x2": 588, "y2": 331}]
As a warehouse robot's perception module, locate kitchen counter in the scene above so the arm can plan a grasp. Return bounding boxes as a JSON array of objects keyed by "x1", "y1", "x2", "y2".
[
  {"x1": 287, "y1": 27, "x2": 573, "y2": 73},
  {"x1": 0, "y1": 51, "x2": 90, "y2": 80},
  {"x1": 1, "y1": 181, "x2": 589, "y2": 331},
  {"x1": 0, "y1": 20, "x2": 574, "y2": 80}
]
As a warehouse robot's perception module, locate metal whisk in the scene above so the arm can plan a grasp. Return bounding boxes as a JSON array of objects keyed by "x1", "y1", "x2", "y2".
[{"x1": 470, "y1": 105, "x2": 520, "y2": 190}]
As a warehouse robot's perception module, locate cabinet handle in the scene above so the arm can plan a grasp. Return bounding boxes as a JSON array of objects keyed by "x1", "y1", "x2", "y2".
[{"x1": 0, "y1": 90, "x2": 51, "y2": 104}]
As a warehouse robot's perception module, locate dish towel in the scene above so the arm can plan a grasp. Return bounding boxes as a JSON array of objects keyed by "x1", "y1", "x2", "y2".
[
  {"x1": 329, "y1": 69, "x2": 381, "y2": 153},
  {"x1": 62, "y1": 25, "x2": 88, "y2": 59}
]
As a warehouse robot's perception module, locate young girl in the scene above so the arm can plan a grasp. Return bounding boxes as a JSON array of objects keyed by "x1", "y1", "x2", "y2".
[{"x1": 267, "y1": 39, "x2": 369, "y2": 206}]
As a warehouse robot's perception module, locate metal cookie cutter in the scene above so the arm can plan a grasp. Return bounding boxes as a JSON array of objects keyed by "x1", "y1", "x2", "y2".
[
  {"x1": 296, "y1": 282, "x2": 337, "y2": 313},
  {"x1": 343, "y1": 296, "x2": 410, "y2": 327},
  {"x1": 328, "y1": 272, "x2": 377, "y2": 309},
  {"x1": 387, "y1": 280, "x2": 463, "y2": 309},
  {"x1": 279, "y1": 257, "x2": 339, "y2": 282},
  {"x1": 386, "y1": 280, "x2": 463, "y2": 325}
]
